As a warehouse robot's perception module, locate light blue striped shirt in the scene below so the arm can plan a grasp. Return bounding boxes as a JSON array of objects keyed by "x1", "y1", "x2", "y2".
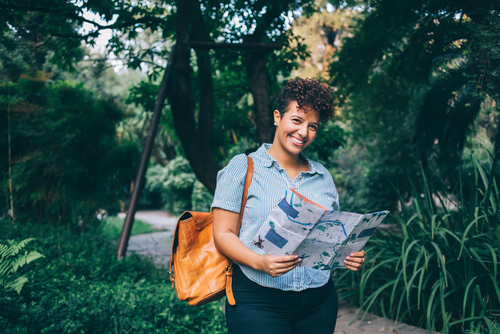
[{"x1": 212, "y1": 143, "x2": 340, "y2": 291}]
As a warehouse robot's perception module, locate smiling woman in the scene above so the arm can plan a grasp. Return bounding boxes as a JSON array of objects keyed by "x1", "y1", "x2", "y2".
[{"x1": 212, "y1": 78, "x2": 367, "y2": 334}]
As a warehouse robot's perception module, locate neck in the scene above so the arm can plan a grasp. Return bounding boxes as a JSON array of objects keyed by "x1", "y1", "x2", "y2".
[{"x1": 267, "y1": 142, "x2": 303, "y2": 169}]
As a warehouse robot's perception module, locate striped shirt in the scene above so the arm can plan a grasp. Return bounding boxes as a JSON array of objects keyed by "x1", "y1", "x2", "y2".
[{"x1": 212, "y1": 143, "x2": 340, "y2": 291}]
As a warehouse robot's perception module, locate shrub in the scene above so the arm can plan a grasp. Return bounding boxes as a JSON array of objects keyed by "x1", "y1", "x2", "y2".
[
  {"x1": 0, "y1": 220, "x2": 227, "y2": 333},
  {"x1": 145, "y1": 157, "x2": 213, "y2": 215},
  {"x1": 335, "y1": 155, "x2": 500, "y2": 334},
  {"x1": 0, "y1": 78, "x2": 140, "y2": 226}
]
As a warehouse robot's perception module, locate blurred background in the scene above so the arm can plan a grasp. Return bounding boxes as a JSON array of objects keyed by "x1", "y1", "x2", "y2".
[{"x1": 0, "y1": 1, "x2": 499, "y2": 333}]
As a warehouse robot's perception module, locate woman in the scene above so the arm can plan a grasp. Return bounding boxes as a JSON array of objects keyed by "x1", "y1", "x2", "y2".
[{"x1": 212, "y1": 78, "x2": 366, "y2": 334}]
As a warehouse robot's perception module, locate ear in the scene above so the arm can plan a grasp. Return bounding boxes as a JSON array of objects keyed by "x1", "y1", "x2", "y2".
[{"x1": 273, "y1": 110, "x2": 281, "y2": 125}]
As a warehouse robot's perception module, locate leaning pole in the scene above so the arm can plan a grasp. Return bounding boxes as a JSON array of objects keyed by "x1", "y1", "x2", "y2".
[{"x1": 117, "y1": 45, "x2": 177, "y2": 259}]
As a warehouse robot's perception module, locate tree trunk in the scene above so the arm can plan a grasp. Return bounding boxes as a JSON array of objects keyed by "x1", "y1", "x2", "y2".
[
  {"x1": 244, "y1": 49, "x2": 275, "y2": 144},
  {"x1": 168, "y1": 0, "x2": 220, "y2": 194}
]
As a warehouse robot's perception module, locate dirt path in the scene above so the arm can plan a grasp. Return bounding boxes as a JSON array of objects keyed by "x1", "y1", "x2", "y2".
[{"x1": 125, "y1": 210, "x2": 437, "y2": 334}]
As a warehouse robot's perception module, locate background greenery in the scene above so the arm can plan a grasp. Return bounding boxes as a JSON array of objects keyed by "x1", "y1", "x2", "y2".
[
  {"x1": 0, "y1": 0, "x2": 499, "y2": 333},
  {"x1": 0, "y1": 220, "x2": 226, "y2": 333}
]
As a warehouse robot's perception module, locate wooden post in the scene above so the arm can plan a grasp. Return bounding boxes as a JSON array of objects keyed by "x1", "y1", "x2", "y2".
[{"x1": 117, "y1": 45, "x2": 177, "y2": 259}]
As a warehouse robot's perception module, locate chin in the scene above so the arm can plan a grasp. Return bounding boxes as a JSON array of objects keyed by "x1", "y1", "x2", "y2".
[{"x1": 287, "y1": 143, "x2": 306, "y2": 154}]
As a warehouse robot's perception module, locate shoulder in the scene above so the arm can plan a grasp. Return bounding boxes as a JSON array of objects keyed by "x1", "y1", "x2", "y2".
[
  {"x1": 222, "y1": 154, "x2": 248, "y2": 175},
  {"x1": 216, "y1": 154, "x2": 249, "y2": 184},
  {"x1": 213, "y1": 154, "x2": 249, "y2": 213}
]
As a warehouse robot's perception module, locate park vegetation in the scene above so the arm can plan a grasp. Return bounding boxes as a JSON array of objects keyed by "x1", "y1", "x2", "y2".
[{"x1": 1, "y1": 0, "x2": 499, "y2": 333}]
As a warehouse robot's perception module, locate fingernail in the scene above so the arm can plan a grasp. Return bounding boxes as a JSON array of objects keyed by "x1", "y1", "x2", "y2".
[
  {"x1": 346, "y1": 256, "x2": 351, "y2": 260},
  {"x1": 298, "y1": 258, "x2": 302, "y2": 262},
  {"x1": 350, "y1": 253, "x2": 354, "y2": 256}
]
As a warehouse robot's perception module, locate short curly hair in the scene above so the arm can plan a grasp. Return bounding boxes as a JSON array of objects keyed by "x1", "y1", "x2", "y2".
[{"x1": 276, "y1": 78, "x2": 334, "y2": 123}]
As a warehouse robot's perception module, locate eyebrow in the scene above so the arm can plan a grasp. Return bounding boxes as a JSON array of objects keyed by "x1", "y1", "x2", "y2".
[{"x1": 289, "y1": 113, "x2": 319, "y2": 126}]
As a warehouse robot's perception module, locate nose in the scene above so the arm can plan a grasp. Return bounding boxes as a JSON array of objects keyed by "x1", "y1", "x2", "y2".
[{"x1": 297, "y1": 123, "x2": 308, "y2": 138}]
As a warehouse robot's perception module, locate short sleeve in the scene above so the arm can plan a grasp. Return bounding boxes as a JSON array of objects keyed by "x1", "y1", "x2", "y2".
[{"x1": 211, "y1": 154, "x2": 248, "y2": 213}]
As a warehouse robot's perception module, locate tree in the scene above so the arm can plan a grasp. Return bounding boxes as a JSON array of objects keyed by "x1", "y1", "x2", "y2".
[
  {"x1": 0, "y1": 78, "x2": 139, "y2": 225},
  {"x1": 327, "y1": 0, "x2": 500, "y2": 209},
  {"x1": 1, "y1": 0, "x2": 318, "y2": 193}
]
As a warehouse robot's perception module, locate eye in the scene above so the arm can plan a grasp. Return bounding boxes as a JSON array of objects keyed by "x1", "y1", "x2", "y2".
[
  {"x1": 292, "y1": 118, "x2": 301, "y2": 123},
  {"x1": 309, "y1": 125, "x2": 318, "y2": 131}
]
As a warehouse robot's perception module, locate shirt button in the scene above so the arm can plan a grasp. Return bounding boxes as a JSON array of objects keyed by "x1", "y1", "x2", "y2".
[
  {"x1": 293, "y1": 187, "x2": 296, "y2": 190},
  {"x1": 299, "y1": 176, "x2": 302, "y2": 179}
]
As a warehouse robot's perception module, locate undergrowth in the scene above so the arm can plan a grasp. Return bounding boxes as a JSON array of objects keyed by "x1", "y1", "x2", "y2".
[
  {"x1": 335, "y1": 155, "x2": 500, "y2": 334},
  {"x1": 0, "y1": 220, "x2": 226, "y2": 333}
]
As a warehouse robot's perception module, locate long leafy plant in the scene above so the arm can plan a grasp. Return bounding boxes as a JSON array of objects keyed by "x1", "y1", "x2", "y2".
[{"x1": 336, "y1": 154, "x2": 500, "y2": 333}]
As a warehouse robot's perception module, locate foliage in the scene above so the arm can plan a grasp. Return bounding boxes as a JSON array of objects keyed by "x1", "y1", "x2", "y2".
[
  {"x1": 465, "y1": 318, "x2": 500, "y2": 334},
  {"x1": 0, "y1": 219, "x2": 227, "y2": 333},
  {"x1": 0, "y1": 78, "x2": 140, "y2": 226},
  {"x1": 328, "y1": 0, "x2": 500, "y2": 209},
  {"x1": 0, "y1": 238, "x2": 43, "y2": 294},
  {"x1": 145, "y1": 157, "x2": 213, "y2": 215},
  {"x1": 335, "y1": 154, "x2": 500, "y2": 333}
]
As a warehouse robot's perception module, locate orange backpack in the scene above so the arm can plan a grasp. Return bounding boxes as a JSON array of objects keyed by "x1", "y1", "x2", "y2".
[{"x1": 169, "y1": 156, "x2": 253, "y2": 306}]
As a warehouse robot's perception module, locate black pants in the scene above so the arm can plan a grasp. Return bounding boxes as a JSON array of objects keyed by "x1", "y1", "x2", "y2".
[{"x1": 226, "y1": 266, "x2": 338, "y2": 334}]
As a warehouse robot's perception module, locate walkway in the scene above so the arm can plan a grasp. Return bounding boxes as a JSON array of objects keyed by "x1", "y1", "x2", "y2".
[{"x1": 125, "y1": 210, "x2": 437, "y2": 334}]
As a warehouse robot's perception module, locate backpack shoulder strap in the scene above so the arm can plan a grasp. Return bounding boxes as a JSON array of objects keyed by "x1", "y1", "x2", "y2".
[
  {"x1": 226, "y1": 155, "x2": 253, "y2": 306},
  {"x1": 236, "y1": 156, "x2": 253, "y2": 236}
]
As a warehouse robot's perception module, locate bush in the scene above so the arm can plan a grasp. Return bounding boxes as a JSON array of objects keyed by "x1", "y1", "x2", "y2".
[
  {"x1": 335, "y1": 155, "x2": 500, "y2": 334},
  {"x1": 0, "y1": 78, "x2": 140, "y2": 226},
  {"x1": 0, "y1": 220, "x2": 227, "y2": 333},
  {"x1": 145, "y1": 157, "x2": 213, "y2": 215}
]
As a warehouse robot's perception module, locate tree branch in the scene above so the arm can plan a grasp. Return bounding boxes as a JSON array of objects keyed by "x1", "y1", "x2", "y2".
[{"x1": 0, "y1": 4, "x2": 168, "y2": 31}]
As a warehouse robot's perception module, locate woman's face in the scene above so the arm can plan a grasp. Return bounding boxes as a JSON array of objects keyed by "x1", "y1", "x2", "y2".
[{"x1": 273, "y1": 101, "x2": 320, "y2": 156}]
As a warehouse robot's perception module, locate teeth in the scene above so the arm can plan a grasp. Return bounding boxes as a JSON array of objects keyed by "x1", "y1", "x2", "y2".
[{"x1": 291, "y1": 137, "x2": 304, "y2": 144}]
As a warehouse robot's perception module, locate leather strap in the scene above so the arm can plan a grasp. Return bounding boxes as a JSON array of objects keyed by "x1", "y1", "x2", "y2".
[
  {"x1": 237, "y1": 156, "x2": 254, "y2": 236},
  {"x1": 226, "y1": 155, "x2": 253, "y2": 305}
]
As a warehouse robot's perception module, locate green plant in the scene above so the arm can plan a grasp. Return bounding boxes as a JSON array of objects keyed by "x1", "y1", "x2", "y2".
[
  {"x1": 0, "y1": 78, "x2": 140, "y2": 226},
  {"x1": 465, "y1": 318, "x2": 500, "y2": 334},
  {"x1": 0, "y1": 238, "x2": 43, "y2": 293},
  {"x1": 335, "y1": 154, "x2": 500, "y2": 333},
  {"x1": 0, "y1": 219, "x2": 227, "y2": 333},
  {"x1": 146, "y1": 156, "x2": 210, "y2": 215}
]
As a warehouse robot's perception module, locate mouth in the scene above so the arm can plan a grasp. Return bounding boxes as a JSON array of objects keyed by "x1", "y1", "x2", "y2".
[{"x1": 290, "y1": 136, "x2": 306, "y2": 146}]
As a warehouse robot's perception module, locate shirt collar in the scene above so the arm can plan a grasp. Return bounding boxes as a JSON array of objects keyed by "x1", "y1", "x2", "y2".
[{"x1": 256, "y1": 143, "x2": 323, "y2": 175}]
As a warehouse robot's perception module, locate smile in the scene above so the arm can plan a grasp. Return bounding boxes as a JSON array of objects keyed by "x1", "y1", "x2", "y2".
[{"x1": 290, "y1": 136, "x2": 305, "y2": 145}]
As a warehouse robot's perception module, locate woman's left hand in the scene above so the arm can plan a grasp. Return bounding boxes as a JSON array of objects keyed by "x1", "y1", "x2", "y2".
[{"x1": 344, "y1": 250, "x2": 366, "y2": 271}]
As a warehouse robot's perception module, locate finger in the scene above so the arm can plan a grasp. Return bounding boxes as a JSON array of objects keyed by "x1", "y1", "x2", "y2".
[
  {"x1": 271, "y1": 262, "x2": 299, "y2": 276},
  {"x1": 345, "y1": 264, "x2": 360, "y2": 272},
  {"x1": 275, "y1": 258, "x2": 301, "y2": 270},
  {"x1": 344, "y1": 260, "x2": 363, "y2": 268},
  {"x1": 274, "y1": 255, "x2": 301, "y2": 263},
  {"x1": 345, "y1": 255, "x2": 365, "y2": 263},
  {"x1": 349, "y1": 251, "x2": 366, "y2": 258}
]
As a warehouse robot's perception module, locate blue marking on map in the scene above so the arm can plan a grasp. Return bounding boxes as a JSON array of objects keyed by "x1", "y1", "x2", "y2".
[
  {"x1": 317, "y1": 220, "x2": 347, "y2": 236},
  {"x1": 278, "y1": 198, "x2": 299, "y2": 218},
  {"x1": 265, "y1": 228, "x2": 289, "y2": 249}
]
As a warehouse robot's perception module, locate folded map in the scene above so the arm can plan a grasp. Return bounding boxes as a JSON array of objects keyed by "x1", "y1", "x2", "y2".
[{"x1": 251, "y1": 188, "x2": 389, "y2": 270}]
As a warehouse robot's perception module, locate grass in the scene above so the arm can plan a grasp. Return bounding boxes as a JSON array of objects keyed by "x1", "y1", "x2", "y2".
[
  {"x1": 100, "y1": 216, "x2": 165, "y2": 240},
  {"x1": 335, "y1": 156, "x2": 500, "y2": 334}
]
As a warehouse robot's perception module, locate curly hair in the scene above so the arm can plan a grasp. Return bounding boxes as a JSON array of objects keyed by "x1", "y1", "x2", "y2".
[{"x1": 275, "y1": 78, "x2": 334, "y2": 123}]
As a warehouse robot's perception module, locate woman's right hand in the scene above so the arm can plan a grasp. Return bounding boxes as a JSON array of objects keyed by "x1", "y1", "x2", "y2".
[{"x1": 258, "y1": 254, "x2": 301, "y2": 277}]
